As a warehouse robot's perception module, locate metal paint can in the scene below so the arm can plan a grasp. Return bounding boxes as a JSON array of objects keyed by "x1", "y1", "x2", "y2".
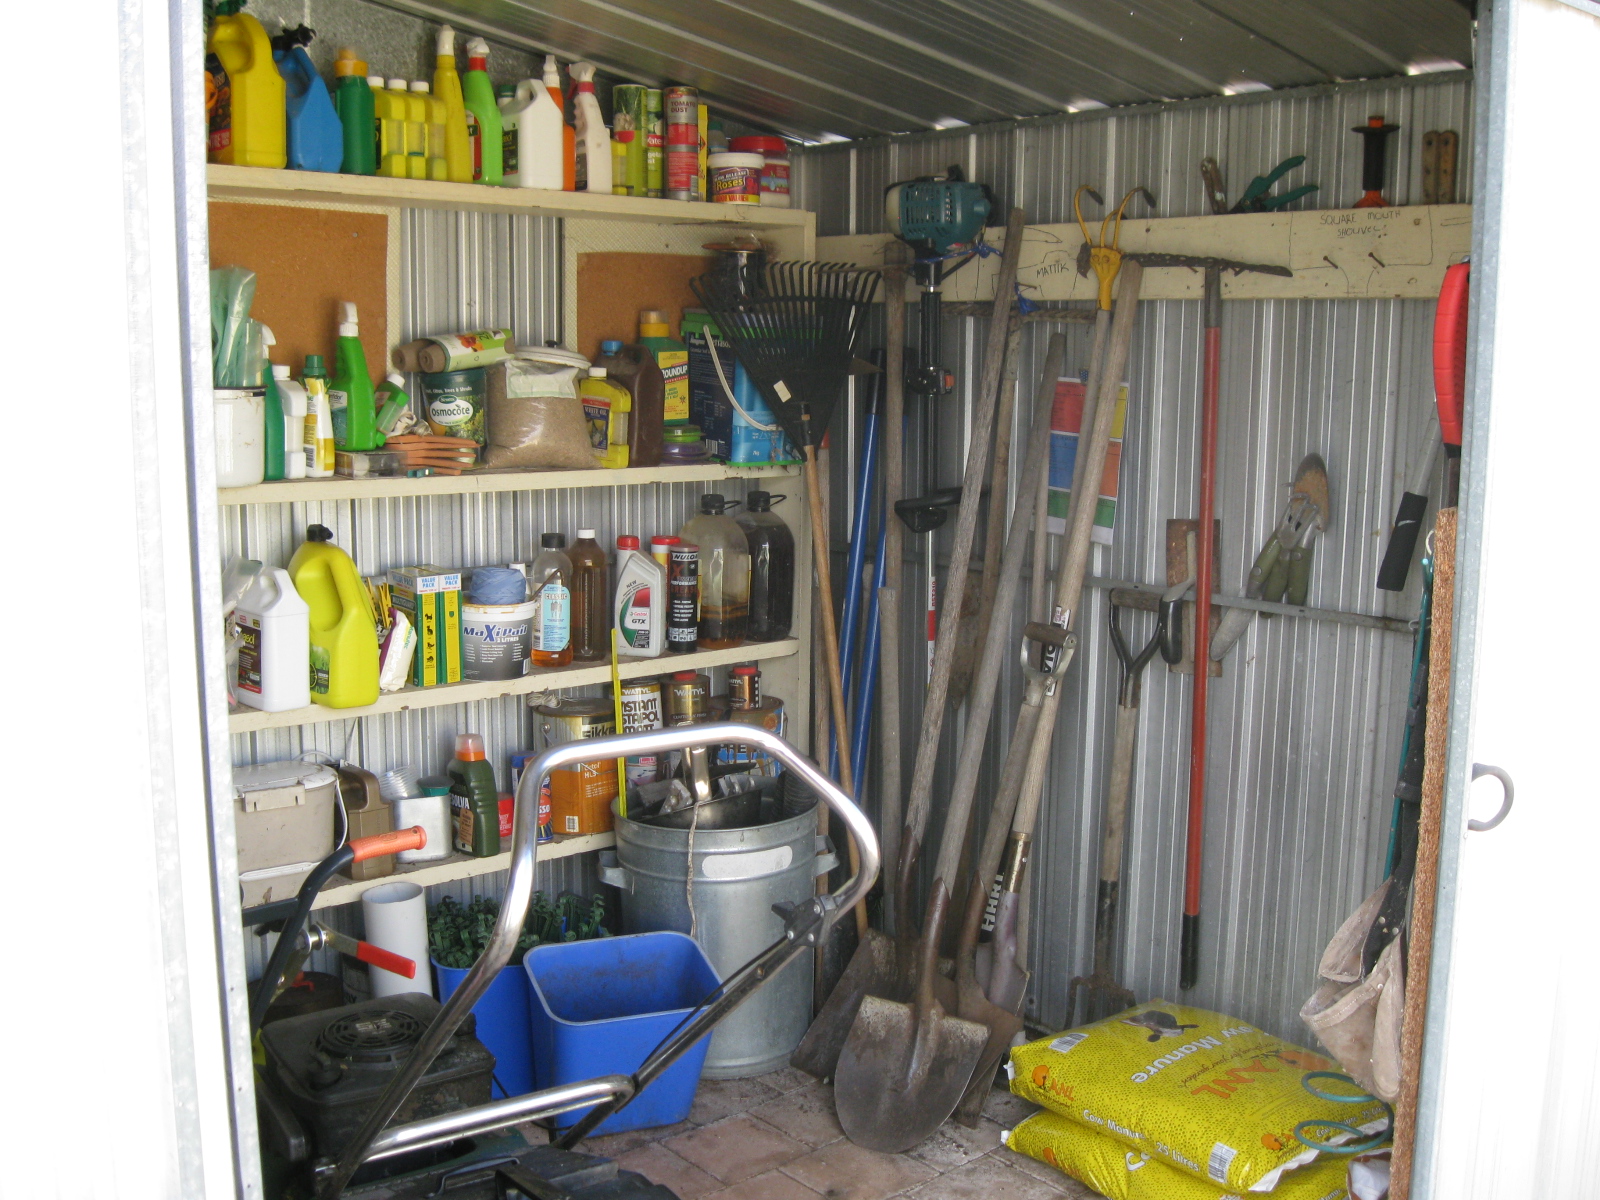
[
  {"x1": 714, "y1": 696, "x2": 786, "y2": 772},
  {"x1": 666, "y1": 144, "x2": 700, "y2": 202},
  {"x1": 534, "y1": 698, "x2": 618, "y2": 835},
  {"x1": 665, "y1": 670, "x2": 710, "y2": 726},
  {"x1": 509, "y1": 751, "x2": 553, "y2": 842},
  {"x1": 618, "y1": 677, "x2": 665, "y2": 784},
  {"x1": 729, "y1": 665, "x2": 761, "y2": 711},
  {"x1": 664, "y1": 86, "x2": 698, "y2": 143}
]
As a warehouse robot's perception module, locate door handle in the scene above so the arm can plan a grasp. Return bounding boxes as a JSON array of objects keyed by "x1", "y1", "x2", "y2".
[{"x1": 1467, "y1": 763, "x2": 1514, "y2": 831}]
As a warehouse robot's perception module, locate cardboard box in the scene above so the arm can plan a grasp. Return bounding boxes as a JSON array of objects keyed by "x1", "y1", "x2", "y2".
[
  {"x1": 389, "y1": 565, "x2": 462, "y2": 687},
  {"x1": 682, "y1": 310, "x2": 801, "y2": 466}
]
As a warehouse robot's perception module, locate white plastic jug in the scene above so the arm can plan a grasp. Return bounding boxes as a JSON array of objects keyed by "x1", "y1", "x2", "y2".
[
  {"x1": 233, "y1": 567, "x2": 311, "y2": 712},
  {"x1": 215, "y1": 387, "x2": 266, "y2": 487}
]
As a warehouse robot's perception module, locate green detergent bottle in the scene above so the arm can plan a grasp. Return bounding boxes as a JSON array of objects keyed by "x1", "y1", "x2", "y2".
[
  {"x1": 462, "y1": 38, "x2": 502, "y2": 184},
  {"x1": 332, "y1": 48, "x2": 376, "y2": 175},
  {"x1": 329, "y1": 302, "x2": 378, "y2": 450}
]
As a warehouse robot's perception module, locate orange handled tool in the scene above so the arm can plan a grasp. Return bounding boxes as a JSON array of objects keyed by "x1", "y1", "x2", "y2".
[
  {"x1": 349, "y1": 825, "x2": 427, "y2": 862},
  {"x1": 1433, "y1": 261, "x2": 1470, "y2": 506}
]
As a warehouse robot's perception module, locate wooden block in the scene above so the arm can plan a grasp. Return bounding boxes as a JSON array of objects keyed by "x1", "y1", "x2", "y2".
[{"x1": 1166, "y1": 518, "x2": 1222, "y2": 677}]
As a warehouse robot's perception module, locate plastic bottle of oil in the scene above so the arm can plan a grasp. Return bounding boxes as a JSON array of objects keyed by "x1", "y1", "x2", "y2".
[
  {"x1": 568, "y1": 529, "x2": 609, "y2": 662},
  {"x1": 527, "y1": 533, "x2": 573, "y2": 668},
  {"x1": 680, "y1": 494, "x2": 750, "y2": 648},
  {"x1": 736, "y1": 490, "x2": 795, "y2": 641},
  {"x1": 206, "y1": 0, "x2": 286, "y2": 168},
  {"x1": 447, "y1": 733, "x2": 500, "y2": 857},
  {"x1": 595, "y1": 341, "x2": 664, "y2": 468},
  {"x1": 287, "y1": 524, "x2": 379, "y2": 708}
]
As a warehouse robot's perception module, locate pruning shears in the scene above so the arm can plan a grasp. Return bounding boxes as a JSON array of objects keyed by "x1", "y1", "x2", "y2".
[
  {"x1": 1201, "y1": 156, "x2": 1319, "y2": 215},
  {"x1": 1074, "y1": 184, "x2": 1157, "y2": 309}
]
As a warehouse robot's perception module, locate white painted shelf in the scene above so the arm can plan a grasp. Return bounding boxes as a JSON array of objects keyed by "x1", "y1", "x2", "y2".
[
  {"x1": 310, "y1": 832, "x2": 614, "y2": 911},
  {"x1": 229, "y1": 638, "x2": 800, "y2": 734},
  {"x1": 218, "y1": 461, "x2": 800, "y2": 505},
  {"x1": 208, "y1": 164, "x2": 813, "y2": 230}
]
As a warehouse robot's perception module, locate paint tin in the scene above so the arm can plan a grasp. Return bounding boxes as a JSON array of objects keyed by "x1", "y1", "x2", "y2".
[
  {"x1": 618, "y1": 677, "x2": 665, "y2": 784},
  {"x1": 460, "y1": 600, "x2": 535, "y2": 680},
  {"x1": 708, "y1": 151, "x2": 763, "y2": 204},
  {"x1": 665, "y1": 671, "x2": 710, "y2": 726},
  {"x1": 534, "y1": 698, "x2": 618, "y2": 835},
  {"x1": 714, "y1": 696, "x2": 786, "y2": 771},
  {"x1": 666, "y1": 144, "x2": 700, "y2": 201},
  {"x1": 645, "y1": 89, "x2": 663, "y2": 198},
  {"x1": 668, "y1": 544, "x2": 700, "y2": 653},
  {"x1": 509, "y1": 751, "x2": 554, "y2": 842},
  {"x1": 729, "y1": 665, "x2": 761, "y2": 711}
]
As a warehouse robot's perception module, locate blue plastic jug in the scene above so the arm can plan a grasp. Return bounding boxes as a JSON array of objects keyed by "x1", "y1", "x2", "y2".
[{"x1": 272, "y1": 28, "x2": 342, "y2": 173}]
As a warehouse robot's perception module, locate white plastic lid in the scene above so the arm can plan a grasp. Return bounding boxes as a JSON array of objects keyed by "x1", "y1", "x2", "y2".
[
  {"x1": 436, "y1": 25, "x2": 456, "y2": 55},
  {"x1": 543, "y1": 54, "x2": 560, "y2": 84},
  {"x1": 387, "y1": 77, "x2": 406, "y2": 90},
  {"x1": 272, "y1": 363, "x2": 291, "y2": 379},
  {"x1": 410, "y1": 80, "x2": 430, "y2": 93},
  {"x1": 467, "y1": 36, "x2": 490, "y2": 57},
  {"x1": 366, "y1": 74, "x2": 384, "y2": 88},
  {"x1": 578, "y1": 528, "x2": 596, "y2": 539},
  {"x1": 385, "y1": 372, "x2": 406, "y2": 387},
  {"x1": 588, "y1": 366, "x2": 607, "y2": 378},
  {"x1": 339, "y1": 302, "x2": 359, "y2": 338},
  {"x1": 569, "y1": 61, "x2": 595, "y2": 83}
]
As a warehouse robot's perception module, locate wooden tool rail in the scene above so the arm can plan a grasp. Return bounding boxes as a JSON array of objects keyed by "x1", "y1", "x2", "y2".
[{"x1": 1091, "y1": 576, "x2": 1416, "y2": 635}]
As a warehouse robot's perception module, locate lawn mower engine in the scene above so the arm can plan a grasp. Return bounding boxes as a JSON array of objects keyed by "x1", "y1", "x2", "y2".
[{"x1": 257, "y1": 994, "x2": 677, "y2": 1199}]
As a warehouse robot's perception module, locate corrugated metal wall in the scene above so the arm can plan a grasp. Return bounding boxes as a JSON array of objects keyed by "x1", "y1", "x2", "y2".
[{"x1": 794, "y1": 72, "x2": 1472, "y2": 1041}]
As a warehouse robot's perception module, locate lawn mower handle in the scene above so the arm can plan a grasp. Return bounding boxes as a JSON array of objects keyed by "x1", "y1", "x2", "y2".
[{"x1": 321, "y1": 724, "x2": 879, "y2": 1197}]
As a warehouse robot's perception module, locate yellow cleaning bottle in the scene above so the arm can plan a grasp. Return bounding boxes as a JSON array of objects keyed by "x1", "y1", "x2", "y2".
[
  {"x1": 288, "y1": 524, "x2": 380, "y2": 708},
  {"x1": 206, "y1": 0, "x2": 285, "y2": 168},
  {"x1": 433, "y1": 25, "x2": 472, "y2": 183}
]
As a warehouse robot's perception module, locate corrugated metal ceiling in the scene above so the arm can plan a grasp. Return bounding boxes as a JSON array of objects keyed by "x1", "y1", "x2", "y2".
[{"x1": 375, "y1": 0, "x2": 1473, "y2": 138}]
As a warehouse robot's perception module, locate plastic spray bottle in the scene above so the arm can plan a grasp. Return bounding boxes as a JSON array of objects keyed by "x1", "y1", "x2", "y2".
[
  {"x1": 462, "y1": 38, "x2": 502, "y2": 184},
  {"x1": 273, "y1": 365, "x2": 308, "y2": 480},
  {"x1": 543, "y1": 56, "x2": 576, "y2": 191},
  {"x1": 374, "y1": 373, "x2": 410, "y2": 437},
  {"x1": 433, "y1": 26, "x2": 472, "y2": 184},
  {"x1": 272, "y1": 26, "x2": 342, "y2": 172},
  {"x1": 206, "y1": 0, "x2": 286, "y2": 168},
  {"x1": 447, "y1": 733, "x2": 500, "y2": 857},
  {"x1": 570, "y1": 63, "x2": 611, "y2": 194},
  {"x1": 301, "y1": 354, "x2": 334, "y2": 478},
  {"x1": 614, "y1": 535, "x2": 666, "y2": 658},
  {"x1": 330, "y1": 304, "x2": 377, "y2": 451},
  {"x1": 288, "y1": 524, "x2": 379, "y2": 709},
  {"x1": 332, "y1": 49, "x2": 376, "y2": 175},
  {"x1": 261, "y1": 326, "x2": 284, "y2": 480}
]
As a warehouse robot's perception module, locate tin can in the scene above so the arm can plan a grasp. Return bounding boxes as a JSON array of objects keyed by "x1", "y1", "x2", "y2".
[
  {"x1": 618, "y1": 677, "x2": 665, "y2": 785},
  {"x1": 666, "y1": 144, "x2": 700, "y2": 202},
  {"x1": 665, "y1": 670, "x2": 710, "y2": 726},
  {"x1": 651, "y1": 534, "x2": 679, "y2": 572},
  {"x1": 534, "y1": 698, "x2": 618, "y2": 835},
  {"x1": 668, "y1": 543, "x2": 700, "y2": 653},
  {"x1": 510, "y1": 751, "x2": 553, "y2": 842},
  {"x1": 708, "y1": 151, "x2": 763, "y2": 204},
  {"x1": 612, "y1": 84, "x2": 648, "y2": 196},
  {"x1": 645, "y1": 89, "x2": 664, "y2": 198},
  {"x1": 665, "y1": 86, "x2": 698, "y2": 143},
  {"x1": 715, "y1": 696, "x2": 786, "y2": 772},
  {"x1": 730, "y1": 664, "x2": 761, "y2": 711}
]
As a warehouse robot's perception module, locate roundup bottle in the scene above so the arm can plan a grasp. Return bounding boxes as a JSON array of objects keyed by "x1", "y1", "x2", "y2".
[
  {"x1": 288, "y1": 524, "x2": 380, "y2": 708},
  {"x1": 447, "y1": 733, "x2": 500, "y2": 857},
  {"x1": 638, "y1": 310, "x2": 689, "y2": 425},
  {"x1": 206, "y1": 0, "x2": 286, "y2": 168},
  {"x1": 330, "y1": 303, "x2": 378, "y2": 451},
  {"x1": 614, "y1": 535, "x2": 666, "y2": 658},
  {"x1": 332, "y1": 49, "x2": 376, "y2": 175},
  {"x1": 462, "y1": 38, "x2": 503, "y2": 184},
  {"x1": 433, "y1": 26, "x2": 472, "y2": 183}
]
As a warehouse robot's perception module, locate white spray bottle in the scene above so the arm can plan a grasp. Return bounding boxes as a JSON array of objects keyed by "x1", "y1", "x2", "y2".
[
  {"x1": 273, "y1": 365, "x2": 309, "y2": 480},
  {"x1": 569, "y1": 62, "x2": 612, "y2": 194}
]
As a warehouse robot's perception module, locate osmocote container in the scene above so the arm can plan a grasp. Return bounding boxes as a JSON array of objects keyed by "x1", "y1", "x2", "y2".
[{"x1": 598, "y1": 787, "x2": 837, "y2": 1077}]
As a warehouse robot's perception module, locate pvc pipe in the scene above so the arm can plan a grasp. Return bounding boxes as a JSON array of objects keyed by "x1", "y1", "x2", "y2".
[{"x1": 362, "y1": 881, "x2": 431, "y2": 997}]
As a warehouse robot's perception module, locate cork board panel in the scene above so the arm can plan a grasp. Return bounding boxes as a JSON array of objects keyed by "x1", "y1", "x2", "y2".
[
  {"x1": 208, "y1": 202, "x2": 389, "y2": 376},
  {"x1": 575, "y1": 252, "x2": 713, "y2": 361}
]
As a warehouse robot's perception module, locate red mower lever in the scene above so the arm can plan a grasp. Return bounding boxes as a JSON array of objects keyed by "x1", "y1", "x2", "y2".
[{"x1": 355, "y1": 940, "x2": 417, "y2": 979}]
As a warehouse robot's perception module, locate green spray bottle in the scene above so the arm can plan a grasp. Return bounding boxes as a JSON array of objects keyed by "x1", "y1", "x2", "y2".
[
  {"x1": 329, "y1": 302, "x2": 378, "y2": 451},
  {"x1": 462, "y1": 37, "x2": 502, "y2": 184},
  {"x1": 261, "y1": 324, "x2": 285, "y2": 479}
]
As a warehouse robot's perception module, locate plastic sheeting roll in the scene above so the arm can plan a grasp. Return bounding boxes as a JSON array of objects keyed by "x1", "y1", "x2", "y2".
[{"x1": 362, "y1": 881, "x2": 431, "y2": 997}]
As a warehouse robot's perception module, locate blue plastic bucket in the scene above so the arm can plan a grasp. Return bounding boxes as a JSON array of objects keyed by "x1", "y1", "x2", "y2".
[
  {"x1": 434, "y1": 959, "x2": 534, "y2": 1099},
  {"x1": 524, "y1": 931, "x2": 719, "y2": 1135}
]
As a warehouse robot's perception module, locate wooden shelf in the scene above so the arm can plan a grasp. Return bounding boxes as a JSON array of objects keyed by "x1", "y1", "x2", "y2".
[
  {"x1": 310, "y1": 832, "x2": 614, "y2": 910},
  {"x1": 229, "y1": 638, "x2": 800, "y2": 734},
  {"x1": 219, "y1": 461, "x2": 800, "y2": 505},
  {"x1": 208, "y1": 164, "x2": 813, "y2": 230}
]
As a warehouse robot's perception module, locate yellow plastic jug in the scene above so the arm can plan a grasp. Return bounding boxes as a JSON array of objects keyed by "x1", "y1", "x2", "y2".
[
  {"x1": 206, "y1": 4, "x2": 286, "y2": 169},
  {"x1": 370, "y1": 76, "x2": 408, "y2": 178},
  {"x1": 288, "y1": 525, "x2": 380, "y2": 708}
]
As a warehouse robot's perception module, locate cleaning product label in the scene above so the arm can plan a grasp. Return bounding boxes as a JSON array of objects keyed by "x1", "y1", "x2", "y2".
[
  {"x1": 235, "y1": 614, "x2": 264, "y2": 695},
  {"x1": 309, "y1": 644, "x2": 331, "y2": 696},
  {"x1": 658, "y1": 348, "x2": 689, "y2": 424},
  {"x1": 618, "y1": 580, "x2": 654, "y2": 650},
  {"x1": 328, "y1": 388, "x2": 350, "y2": 446},
  {"x1": 582, "y1": 392, "x2": 611, "y2": 452},
  {"x1": 534, "y1": 583, "x2": 570, "y2": 652},
  {"x1": 466, "y1": 110, "x2": 482, "y2": 179},
  {"x1": 451, "y1": 792, "x2": 476, "y2": 853},
  {"x1": 502, "y1": 120, "x2": 519, "y2": 176},
  {"x1": 206, "y1": 53, "x2": 232, "y2": 152}
]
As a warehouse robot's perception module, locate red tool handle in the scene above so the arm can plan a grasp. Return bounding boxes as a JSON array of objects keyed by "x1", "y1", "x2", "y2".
[
  {"x1": 354, "y1": 941, "x2": 417, "y2": 979},
  {"x1": 348, "y1": 826, "x2": 427, "y2": 863},
  {"x1": 1433, "y1": 262, "x2": 1470, "y2": 448}
]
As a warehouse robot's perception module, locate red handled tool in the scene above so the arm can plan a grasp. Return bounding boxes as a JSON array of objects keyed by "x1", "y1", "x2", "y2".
[
  {"x1": 1352, "y1": 116, "x2": 1400, "y2": 208},
  {"x1": 308, "y1": 924, "x2": 417, "y2": 979},
  {"x1": 1434, "y1": 261, "x2": 1470, "y2": 506}
]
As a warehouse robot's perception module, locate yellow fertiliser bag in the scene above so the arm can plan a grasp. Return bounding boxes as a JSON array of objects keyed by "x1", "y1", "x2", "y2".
[
  {"x1": 1007, "y1": 1000, "x2": 1388, "y2": 1192},
  {"x1": 1004, "y1": 1108, "x2": 1350, "y2": 1200}
]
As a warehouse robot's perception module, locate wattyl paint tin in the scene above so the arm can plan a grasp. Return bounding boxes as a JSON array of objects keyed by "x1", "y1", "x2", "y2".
[
  {"x1": 665, "y1": 671, "x2": 709, "y2": 726},
  {"x1": 618, "y1": 678, "x2": 664, "y2": 784}
]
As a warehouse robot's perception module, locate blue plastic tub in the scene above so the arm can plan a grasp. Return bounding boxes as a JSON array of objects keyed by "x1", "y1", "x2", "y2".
[
  {"x1": 523, "y1": 931, "x2": 720, "y2": 1135},
  {"x1": 435, "y1": 959, "x2": 534, "y2": 1099}
]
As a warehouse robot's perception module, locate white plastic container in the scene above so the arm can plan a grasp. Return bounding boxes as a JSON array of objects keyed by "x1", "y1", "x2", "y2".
[
  {"x1": 232, "y1": 567, "x2": 311, "y2": 711},
  {"x1": 215, "y1": 387, "x2": 266, "y2": 487},
  {"x1": 461, "y1": 599, "x2": 537, "y2": 679},
  {"x1": 362, "y1": 881, "x2": 431, "y2": 997},
  {"x1": 569, "y1": 62, "x2": 612, "y2": 194},
  {"x1": 614, "y1": 535, "x2": 666, "y2": 657},
  {"x1": 272, "y1": 366, "x2": 308, "y2": 480},
  {"x1": 500, "y1": 78, "x2": 563, "y2": 189},
  {"x1": 708, "y1": 151, "x2": 764, "y2": 204}
]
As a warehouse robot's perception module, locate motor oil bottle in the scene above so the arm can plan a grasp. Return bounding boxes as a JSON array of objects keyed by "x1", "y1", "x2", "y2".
[
  {"x1": 543, "y1": 56, "x2": 577, "y2": 190},
  {"x1": 595, "y1": 341, "x2": 664, "y2": 468},
  {"x1": 232, "y1": 567, "x2": 310, "y2": 712},
  {"x1": 736, "y1": 490, "x2": 795, "y2": 641},
  {"x1": 638, "y1": 310, "x2": 689, "y2": 426},
  {"x1": 527, "y1": 533, "x2": 573, "y2": 668},
  {"x1": 301, "y1": 355, "x2": 334, "y2": 478},
  {"x1": 462, "y1": 38, "x2": 502, "y2": 184},
  {"x1": 680, "y1": 494, "x2": 750, "y2": 648},
  {"x1": 273, "y1": 365, "x2": 308, "y2": 480},
  {"x1": 372, "y1": 77, "x2": 408, "y2": 177},
  {"x1": 579, "y1": 365, "x2": 631, "y2": 469},
  {"x1": 206, "y1": 0, "x2": 286, "y2": 168},
  {"x1": 433, "y1": 26, "x2": 472, "y2": 183},
  {"x1": 288, "y1": 524, "x2": 379, "y2": 708},
  {"x1": 569, "y1": 529, "x2": 609, "y2": 662},
  {"x1": 409, "y1": 82, "x2": 448, "y2": 180},
  {"x1": 272, "y1": 26, "x2": 342, "y2": 172},
  {"x1": 329, "y1": 303, "x2": 378, "y2": 451},
  {"x1": 447, "y1": 733, "x2": 500, "y2": 857},
  {"x1": 332, "y1": 49, "x2": 376, "y2": 175},
  {"x1": 614, "y1": 535, "x2": 666, "y2": 658},
  {"x1": 570, "y1": 62, "x2": 611, "y2": 194}
]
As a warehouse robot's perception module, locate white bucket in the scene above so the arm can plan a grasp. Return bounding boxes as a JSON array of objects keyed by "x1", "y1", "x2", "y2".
[
  {"x1": 215, "y1": 387, "x2": 266, "y2": 487},
  {"x1": 462, "y1": 600, "x2": 537, "y2": 680}
]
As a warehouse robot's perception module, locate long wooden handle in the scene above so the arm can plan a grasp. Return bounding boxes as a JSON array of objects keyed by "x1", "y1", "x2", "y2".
[{"x1": 804, "y1": 445, "x2": 866, "y2": 937}]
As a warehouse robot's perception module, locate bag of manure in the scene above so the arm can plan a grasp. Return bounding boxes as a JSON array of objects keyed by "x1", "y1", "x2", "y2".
[
  {"x1": 1004, "y1": 1107, "x2": 1351, "y2": 1200},
  {"x1": 1007, "y1": 1000, "x2": 1388, "y2": 1192}
]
